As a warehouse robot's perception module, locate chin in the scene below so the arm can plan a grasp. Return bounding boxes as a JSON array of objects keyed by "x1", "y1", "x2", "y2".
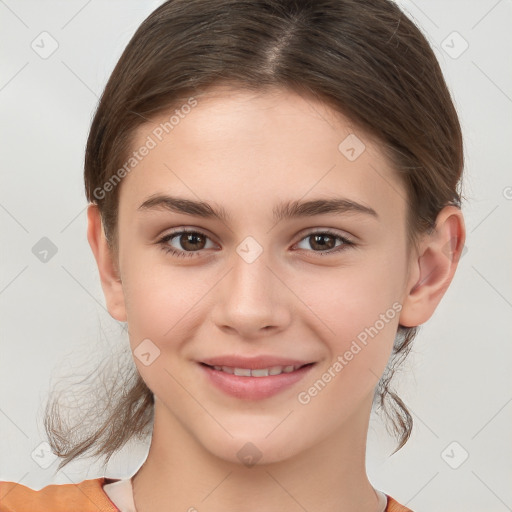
[{"x1": 199, "y1": 431, "x2": 306, "y2": 468}]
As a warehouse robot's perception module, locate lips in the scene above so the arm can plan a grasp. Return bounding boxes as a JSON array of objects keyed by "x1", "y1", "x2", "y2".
[{"x1": 198, "y1": 355, "x2": 316, "y2": 400}]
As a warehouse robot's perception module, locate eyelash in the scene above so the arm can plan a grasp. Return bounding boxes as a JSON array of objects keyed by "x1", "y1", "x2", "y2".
[{"x1": 156, "y1": 228, "x2": 355, "y2": 258}]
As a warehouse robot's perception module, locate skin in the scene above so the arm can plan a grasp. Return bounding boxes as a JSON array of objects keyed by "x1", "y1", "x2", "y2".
[{"x1": 87, "y1": 85, "x2": 465, "y2": 511}]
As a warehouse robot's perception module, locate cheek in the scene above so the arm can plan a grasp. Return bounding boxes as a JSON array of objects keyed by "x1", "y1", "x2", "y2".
[
  {"x1": 120, "y1": 259, "x2": 207, "y2": 398},
  {"x1": 121, "y1": 252, "x2": 217, "y2": 348},
  {"x1": 293, "y1": 249, "x2": 406, "y2": 390},
  {"x1": 299, "y1": 250, "x2": 406, "y2": 337},
  {"x1": 295, "y1": 267, "x2": 403, "y2": 422}
]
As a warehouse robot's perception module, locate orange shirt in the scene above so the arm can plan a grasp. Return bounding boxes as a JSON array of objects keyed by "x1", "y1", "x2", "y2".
[{"x1": 0, "y1": 478, "x2": 413, "y2": 511}]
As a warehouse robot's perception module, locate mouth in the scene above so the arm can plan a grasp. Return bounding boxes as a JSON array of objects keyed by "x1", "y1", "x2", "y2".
[
  {"x1": 200, "y1": 362, "x2": 314, "y2": 377},
  {"x1": 198, "y1": 358, "x2": 316, "y2": 400}
]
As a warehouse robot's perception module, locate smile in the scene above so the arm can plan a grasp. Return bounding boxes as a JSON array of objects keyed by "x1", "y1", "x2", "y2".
[
  {"x1": 206, "y1": 364, "x2": 308, "y2": 377},
  {"x1": 199, "y1": 361, "x2": 315, "y2": 400}
]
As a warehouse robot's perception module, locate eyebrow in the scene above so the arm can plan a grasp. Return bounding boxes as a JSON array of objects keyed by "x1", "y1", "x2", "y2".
[{"x1": 137, "y1": 194, "x2": 378, "y2": 223}]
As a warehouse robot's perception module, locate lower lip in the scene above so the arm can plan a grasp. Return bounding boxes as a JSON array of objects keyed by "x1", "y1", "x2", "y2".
[{"x1": 199, "y1": 363, "x2": 315, "y2": 400}]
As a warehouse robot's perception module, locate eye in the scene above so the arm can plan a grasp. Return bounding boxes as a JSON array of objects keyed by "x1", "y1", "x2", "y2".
[
  {"x1": 157, "y1": 229, "x2": 216, "y2": 258},
  {"x1": 294, "y1": 230, "x2": 354, "y2": 255}
]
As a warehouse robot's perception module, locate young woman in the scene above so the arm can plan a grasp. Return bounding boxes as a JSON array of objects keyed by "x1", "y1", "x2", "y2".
[{"x1": 0, "y1": 0, "x2": 465, "y2": 510}]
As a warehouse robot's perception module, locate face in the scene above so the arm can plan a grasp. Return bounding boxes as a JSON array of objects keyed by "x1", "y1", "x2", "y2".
[{"x1": 113, "y1": 86, "x2": 414, "y2": 464}]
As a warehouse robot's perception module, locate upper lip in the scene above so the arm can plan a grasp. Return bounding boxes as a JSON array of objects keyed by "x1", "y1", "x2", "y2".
[{"x1": 200, "y1": 355, "x2": 314, "y2": 369}]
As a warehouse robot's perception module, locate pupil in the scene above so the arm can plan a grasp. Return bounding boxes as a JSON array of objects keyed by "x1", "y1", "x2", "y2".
[
  {"x1": 182, "y1": 233, "x2": 204, "y2": 250},
  {"x1": 313, "y1": 234, "x2": 333, "y2": 250}
]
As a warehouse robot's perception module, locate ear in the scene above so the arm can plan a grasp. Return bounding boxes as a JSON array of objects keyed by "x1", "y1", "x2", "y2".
[
  {"x1": 86, "y1": 204, "x2": 127, "y2": 322},
  {"x1": 399, "y1": 205, "x2": 466, "y2": 327}
]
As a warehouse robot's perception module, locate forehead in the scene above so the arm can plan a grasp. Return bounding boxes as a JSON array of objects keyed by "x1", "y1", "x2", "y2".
[{"x1": 118, "y1": 86, "x2": 407, "y2": 225}]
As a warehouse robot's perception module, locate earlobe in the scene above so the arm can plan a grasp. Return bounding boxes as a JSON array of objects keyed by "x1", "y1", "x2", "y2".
[
  {"x1": 399, "y1": 206, "x2": 465, "y2": 328},
  {"x1": 86, "y1": 204, "x2": 127, "y2": 322}
]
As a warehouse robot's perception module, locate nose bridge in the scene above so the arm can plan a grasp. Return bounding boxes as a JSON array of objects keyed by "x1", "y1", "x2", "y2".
[
  {"x1": 230, "y1": 238, "x2": 276, "y2": 308},
  {"x1": 214, "y1": 237, "x2": 290, "y2": 335}
]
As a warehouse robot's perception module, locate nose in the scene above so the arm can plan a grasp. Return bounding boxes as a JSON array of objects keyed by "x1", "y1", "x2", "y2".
[{"x1": 212, "y1": 248, "x2": 292, "y2": 339}]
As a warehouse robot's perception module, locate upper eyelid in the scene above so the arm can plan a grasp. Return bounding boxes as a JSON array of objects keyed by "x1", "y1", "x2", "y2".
[
  {"x1": 159, "y1": 228, "x2": 219, "y2": 246},
  {"x1": 296, "y1": 227, "x2": 355, "y2": 242}
]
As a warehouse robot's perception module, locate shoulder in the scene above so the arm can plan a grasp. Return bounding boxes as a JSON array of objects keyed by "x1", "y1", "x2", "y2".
[
  {"x1": 385, "y1": 494, "x2": 414, "y2": 512},
  {"x1": 0, "y1": 477, "x2": 119, "y2": 512}
]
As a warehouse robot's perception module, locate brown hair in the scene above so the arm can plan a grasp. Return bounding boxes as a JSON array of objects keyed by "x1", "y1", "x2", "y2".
[{"x1": 44, "y1": 0, "x2": 463, "y2": 471}]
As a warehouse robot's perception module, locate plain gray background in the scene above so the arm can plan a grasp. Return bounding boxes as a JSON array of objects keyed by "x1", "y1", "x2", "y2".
[{"x1": 1, "y1": 1, "x2": 511, "y2": 510}]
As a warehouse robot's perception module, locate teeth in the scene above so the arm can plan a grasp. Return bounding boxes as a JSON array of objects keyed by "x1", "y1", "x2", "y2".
[
  {"x1": 251, "y1": 368, "x2": 269, "y2": 377},
  {"x1": 233, "y1": 367, "x2": 251, "y2": 376},
  {"x1": 211, "y1": 364, "x2": 304, "y2": 377}
]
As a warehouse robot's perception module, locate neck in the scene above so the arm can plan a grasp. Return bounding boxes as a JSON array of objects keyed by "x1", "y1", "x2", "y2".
[{"x1": 132, "y1": 396, "x2": 381, "y2": 512}]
